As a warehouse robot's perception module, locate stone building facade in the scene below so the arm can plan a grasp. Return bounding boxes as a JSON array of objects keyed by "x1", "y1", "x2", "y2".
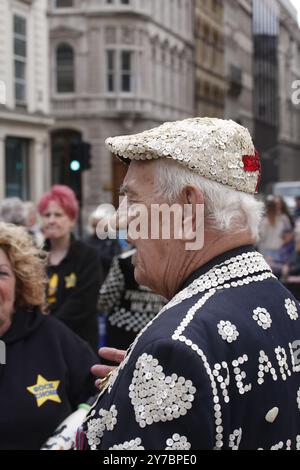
[
  {"x1": 48, "y1": 0, "x2": 194, "y2": 221},
  {"x1": 194, "y1": 0, "x2": 226, "y2": 118},
  {"x1": 224, "y1": 0, "x2": 254, "y2": 134},
  {"x1": 0, "y1": 0, "x2": 52, "y2": 202},
  {"x1": 253, "y1": 0, "x2": 300, "y2": 188},
  {"x1": 277, "y1": 0, "x2": 300, "y2": 182}
]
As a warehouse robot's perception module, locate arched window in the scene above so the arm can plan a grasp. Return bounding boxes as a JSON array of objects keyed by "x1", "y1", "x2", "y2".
[{"x1": 56, "y1": 43, "x2": 75, "y2": 93}]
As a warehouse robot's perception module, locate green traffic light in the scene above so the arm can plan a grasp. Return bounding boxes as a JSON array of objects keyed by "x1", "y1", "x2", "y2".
[{"x1": 70, "y1": 160, "x2": 81, "y2": 172}]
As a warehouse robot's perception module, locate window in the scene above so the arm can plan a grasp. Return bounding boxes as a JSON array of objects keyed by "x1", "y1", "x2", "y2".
[
  {"x1": 13, "y1": 15, "x2": 27, "y2": 106},
  {"x1": 106, "y1": 0, "x2": 130, "y2": 3},
  {"x1": 196, "y1": 78, "x2": 202, "y2": 97},
  {"x1": 106, "y1": 50, "x2": 133, "y2": 93},
  {"x1": 56, "y1": 0, "x2": 73, "y2": 7},
  {"x1": 107, "y1": 50, "x2": 116, "y2": 92},
  {"x1": 56, "y1": 43, "x2": 75, "y2": 93},
  {"x1": 5, "y1": 137, "x2": 30, "y2": 200},
  {"x1": 259, "y1": 104, "x2": 266, "y2": 117},
  {"x1": 121, "y1": 51, "x2": 132, "y2": 92},
  {"x1": 204, "y1": 24, "x2": 210, "y2": 42}
]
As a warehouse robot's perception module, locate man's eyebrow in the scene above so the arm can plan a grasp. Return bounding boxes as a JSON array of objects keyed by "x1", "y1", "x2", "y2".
[
  {"x1": 119, "y1": 184, "x2": 138, "y2": 196},
  {"x1": 0, "y1": 264, "x2": 11, "y2": 269}
]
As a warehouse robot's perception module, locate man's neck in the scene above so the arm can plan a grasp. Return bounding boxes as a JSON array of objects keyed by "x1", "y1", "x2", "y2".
[
  {"x1": 165, "y1": 231, "x2": 254, "y2": 300},
  {"x1": 192, "y1": 231, "x2": 254, "y2": 271}
]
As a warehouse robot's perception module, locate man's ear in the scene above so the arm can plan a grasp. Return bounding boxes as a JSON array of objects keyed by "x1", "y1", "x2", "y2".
[
  {"x1": 180, "y1": 185, "x2": 205, "y2": 241},
  {"x1": 183, "y1": 185, "x2": 204, "y2": 207}
]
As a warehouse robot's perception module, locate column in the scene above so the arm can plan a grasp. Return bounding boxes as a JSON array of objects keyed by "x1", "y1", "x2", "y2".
[
  {"x1": 32, "y1": 139, "x2": 46, "y2": 202},
  {"x1": 0, "y1": 136, "x2": 5, "y2": 200}
]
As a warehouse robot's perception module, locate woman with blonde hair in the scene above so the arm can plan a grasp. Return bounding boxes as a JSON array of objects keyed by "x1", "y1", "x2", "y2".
[{"x1": 0, "y1": 222, "x2": 98, "y2": 450}]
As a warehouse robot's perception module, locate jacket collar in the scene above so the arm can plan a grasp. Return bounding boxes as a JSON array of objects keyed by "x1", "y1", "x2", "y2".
[{"x1": 179, "y1": 245, "x2": 256, "y2": 293}]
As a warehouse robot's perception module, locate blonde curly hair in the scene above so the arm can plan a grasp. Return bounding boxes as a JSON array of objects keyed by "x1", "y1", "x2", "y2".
[{"x1": 0, "y1": 222, "x2": 47, "y2": 312}]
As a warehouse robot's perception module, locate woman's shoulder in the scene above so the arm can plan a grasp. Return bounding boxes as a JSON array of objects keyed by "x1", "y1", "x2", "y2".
[
  {"x1": 42, "y1": 313, "x2": 77, "y2": 336},
  {"x1": 41, "y1": 314, "x2": 97, "y2": 354},
  {"x1": 278, "y1": 213, "x2": 292, "y2": 228},
  {"x1": 4, "y1": 308, "x2": 78, "y2": 345},
  {"x1": 38, "y1": 312, "x2": 74, "y2": 338}
]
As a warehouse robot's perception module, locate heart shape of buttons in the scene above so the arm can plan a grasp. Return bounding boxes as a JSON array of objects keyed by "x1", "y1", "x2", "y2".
[
  {"x1": 129, "y1": 353, "x2": 196, "y2": 428},
  {"x1": 86, "y1": 405, "x2": 118, "y2": 449}
]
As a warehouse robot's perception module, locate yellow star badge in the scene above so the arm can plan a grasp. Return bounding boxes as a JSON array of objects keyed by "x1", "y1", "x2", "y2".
[
  {"x1": 27, "y1": 375, "x2": 61, "y2": 408},
  {"x1": 48, "y1": 273, "x2": 59, "y2": 297},
  {"x1": 65, "y1": 273, "x2": 77, "y2": 289}
]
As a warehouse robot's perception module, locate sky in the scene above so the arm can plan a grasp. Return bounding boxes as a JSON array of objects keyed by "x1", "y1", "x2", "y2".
[{"x1": 290, "y1": 0, "x2": 300, "y2": 23}]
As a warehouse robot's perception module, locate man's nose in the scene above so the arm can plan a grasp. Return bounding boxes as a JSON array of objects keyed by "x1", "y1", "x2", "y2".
[
  {"x1": 115, "y1": 210, "x2": 128, "y2": 231},
  {"x1": 114, "y1": 198, "x2": 129, "y2": 233}
]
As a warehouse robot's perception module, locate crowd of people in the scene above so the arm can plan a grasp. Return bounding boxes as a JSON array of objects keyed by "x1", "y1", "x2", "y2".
[
  {"x1": 258, "y1": 195, "x2": 300, "y2": 287},
  {"x1": 0, "y1": 221, "x2": 98, "y2": 449},
  {"x1": 0, "y1": 187, "x2": 167, "y2": 352},
  {"x1": 0, "y1": 185, "x2": 166, "y2": 449}
]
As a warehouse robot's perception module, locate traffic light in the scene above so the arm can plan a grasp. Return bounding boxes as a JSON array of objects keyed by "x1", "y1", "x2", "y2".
[
  {"x1": 70, "y1": 159, "x2": 81, "y2": 172},
  {"x1": 69, "y1": 142, "x2": 92, "y2": 172}
]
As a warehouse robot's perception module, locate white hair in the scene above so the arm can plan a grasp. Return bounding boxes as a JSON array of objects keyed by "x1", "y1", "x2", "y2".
[
  {"x1": 154, "y1": 159, "x2": 264, "y2": 242},
  {"x1": 87, "y1": 204, "x2": 116, "y2": 234},
  {"x1": 0, "y1": 197, "x2": 27, "y2": 226}
]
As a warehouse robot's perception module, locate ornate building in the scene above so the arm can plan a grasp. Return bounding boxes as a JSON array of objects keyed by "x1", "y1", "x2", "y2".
[
  {"x1": 195, "y1": 0, "x2": 226, "y2": 118},
  {"x1": 253, "y1": 0, "x2": 279, "y2": 188},
  {"x1": 48, "y1": 0, "x2": 194, "y2": 220},
  {"x1": 224, "y1": 0, "x2": 254, "y2": 133},
  {"x1": 0, "y1": 0, "x2": 52, "y2": 202},
  {"x1": 253, "y1": 0, "x2": 300, "y2": 188},
  {"x1": 277, "y1": 0, "x2": 300, "y2": 182}
]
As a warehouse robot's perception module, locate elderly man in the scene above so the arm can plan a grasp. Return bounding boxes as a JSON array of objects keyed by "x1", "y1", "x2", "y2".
[{"x1": 80, "y1": 118, "x2": 300, "y2": 450}]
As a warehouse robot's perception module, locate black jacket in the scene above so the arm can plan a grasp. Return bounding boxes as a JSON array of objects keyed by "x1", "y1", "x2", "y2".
[
  {"x1": 81, "y1": 246, "x2": 300, "y2": 450},
  {"x1": 287, "y1": 251, "x2": 300, "y2": 276},
  {"x1": 0, "y1": 308, "x2": 98, "y2": 450},
  {"x1": 85, "y1": 234, "x2": 120, "y2": 278},
  {"x1": 99, "y1": 249, "x2": 166, "y2": 350},
  {"x1": 46, "y1": 237, "x2": 104, "y2": 351}
]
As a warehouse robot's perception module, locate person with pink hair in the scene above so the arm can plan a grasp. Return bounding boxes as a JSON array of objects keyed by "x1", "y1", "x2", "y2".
[{"x1": 38, "y1": 185, "x2": 104, "y2": 351}]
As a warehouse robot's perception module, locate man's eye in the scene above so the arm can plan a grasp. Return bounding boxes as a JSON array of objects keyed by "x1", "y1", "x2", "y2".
[{"x1": 0, "y1": 272, "x2": 9, "y2": 277}]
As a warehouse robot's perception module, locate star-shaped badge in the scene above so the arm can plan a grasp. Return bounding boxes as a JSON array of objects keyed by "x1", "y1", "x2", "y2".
[
  {"x1": 65, "y1": 273, "x2": 77, "y2": 289},
  {"x1": 27, "y1": 375, "x2": 61, "y2": 407}
]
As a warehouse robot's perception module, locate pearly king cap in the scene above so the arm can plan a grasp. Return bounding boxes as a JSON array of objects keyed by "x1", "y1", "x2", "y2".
[{"x1": 105, "y1": 117, "x2": 261, "y2": 194}]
